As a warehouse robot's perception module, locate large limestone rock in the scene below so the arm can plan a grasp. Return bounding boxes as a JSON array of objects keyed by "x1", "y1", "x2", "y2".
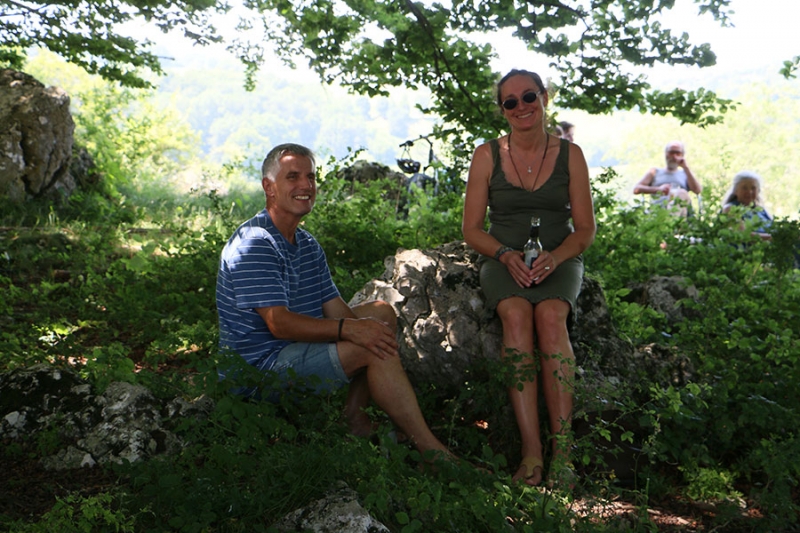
[
  {"x1": 272, "y1": 482, "x2": 389, "y2": 533},
  {"x1": 0, "y1": 365, "x2": 213, "y2": 470},
  {"x1": 350, "y1": 241, "x2": 693, "y2": 394},
  {"x1": 625, "y1": 275, "x2": 701, "y2": 326},
  {"x1": 0, "y1": 69, "x2": 75, "y2": 200},
  {"x1": 337, "y1": 160, "x2": 409, "y2": 212}
]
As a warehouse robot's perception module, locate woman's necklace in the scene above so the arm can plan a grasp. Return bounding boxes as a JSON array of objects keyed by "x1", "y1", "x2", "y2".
[{"x1": 508, "y1": 132, "x2": 549, "y2": 192}]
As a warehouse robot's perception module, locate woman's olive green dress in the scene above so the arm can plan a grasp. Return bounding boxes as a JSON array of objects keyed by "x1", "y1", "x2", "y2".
[{"x1": 480, "y1": 137, "x2": 584, "y2": 317}]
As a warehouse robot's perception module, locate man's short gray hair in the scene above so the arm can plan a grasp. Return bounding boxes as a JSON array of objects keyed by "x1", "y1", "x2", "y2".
[
  {"x1": 664, "y1": 141, "x2": 685, "y2": 154},
  {"x1": 261, "y1": 143, "x2": 316, "y2": 182}
]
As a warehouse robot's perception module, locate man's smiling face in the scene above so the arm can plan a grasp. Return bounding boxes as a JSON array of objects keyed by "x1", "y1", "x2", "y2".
[{"x1": 263, "y1": 153, "x2": 317, "y2": 220}]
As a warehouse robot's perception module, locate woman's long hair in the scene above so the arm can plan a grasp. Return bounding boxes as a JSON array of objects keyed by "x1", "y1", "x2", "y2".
[{"x1": 722, "y1": 170, "x2": 767, "y2": 210}]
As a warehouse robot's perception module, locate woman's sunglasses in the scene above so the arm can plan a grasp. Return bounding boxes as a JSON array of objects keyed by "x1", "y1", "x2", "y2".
[{"x1": 502, "y1": 91, "x2": 541, "y2": 110}]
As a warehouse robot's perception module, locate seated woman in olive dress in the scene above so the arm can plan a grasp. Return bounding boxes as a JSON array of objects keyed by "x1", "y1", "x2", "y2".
[{"x1": 462, "y1": 69, "x2": 596, "y2": 486}]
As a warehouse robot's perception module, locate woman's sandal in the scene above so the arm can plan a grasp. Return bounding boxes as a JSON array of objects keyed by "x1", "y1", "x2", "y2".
[{"x1": 513, "y1": 456, "x2": 544, "y2": 486}]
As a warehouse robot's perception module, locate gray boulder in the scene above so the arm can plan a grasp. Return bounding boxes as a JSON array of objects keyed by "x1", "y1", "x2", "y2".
[
  {"x1": 625, "y1": 275, "x2": 701, "y2": 326},
  {"x1": 272, "y1": 482, "x2": 389, "y2": 533},
  {"x1": 0, "y1": 69, "x2": 75, "y2": 200},
  {"x1": 349, "y1": 242, "x2": 699, "y2": 484},
  {"x1": 350, "y1": 242, "x2": 695, "y2": 395},
  {"x1": 0, "y1": 364, "x2": 213, "y2": 470},
  {"x1": 337, "y1": 160, "x2": 408, "y2": 212}
]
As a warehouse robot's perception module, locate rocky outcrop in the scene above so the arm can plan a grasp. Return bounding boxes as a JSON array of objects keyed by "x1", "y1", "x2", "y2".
[
  {"x1": 272, "y1": 482, "x2": 389, "y2": 533},
  {"x1": 0, "y1": 69, "x2": 75, "y2": 200},
  {"x1": 624, "y1": 275, "x2": 701, "y2": 327},
  {"x1": 337, "y1": 160, "x2": 410, "y2": 213},
  {"x1": 0, "y1": 365, "x2": 213, "y2": 470},
  {"x1": 349, "y1": 241, "x2": 695, "y2": 395}
]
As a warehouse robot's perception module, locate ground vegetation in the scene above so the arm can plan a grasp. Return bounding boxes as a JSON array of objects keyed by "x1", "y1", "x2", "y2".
[{"x1": 1, "y1": 66, "x2": 799, "y2": 532}]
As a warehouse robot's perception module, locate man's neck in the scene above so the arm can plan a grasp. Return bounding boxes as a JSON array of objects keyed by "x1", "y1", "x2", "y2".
[{"x1": 267, "y1": 207, "x2": 302, "y2": 244}]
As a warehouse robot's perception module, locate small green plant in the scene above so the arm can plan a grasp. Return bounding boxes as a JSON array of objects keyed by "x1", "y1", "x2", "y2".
[
  {"x1": 9, "y1": 493, "x2": 135, "y2": 533},
  {"x1": 34, "y1": 420, "x2": 65, "y2": 456},
  {"x1": 682, "y1": 466, "x2": 742, "y2": 503}
]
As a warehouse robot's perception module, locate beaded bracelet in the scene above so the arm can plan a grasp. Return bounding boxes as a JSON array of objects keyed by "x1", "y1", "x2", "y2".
[{"x1": 493, "y1": 245, "x2": 514, "y2": 261}]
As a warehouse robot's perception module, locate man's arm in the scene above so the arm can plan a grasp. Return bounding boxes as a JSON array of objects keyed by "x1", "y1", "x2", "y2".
[
  {"x1": 322, "y1": 297, "x2": 398, "y2": 358},
  {"x1": 257, "y1": 305, "x2": 345, "y2": 343},
  {"x1": 680, "y1": 159, "x2": 702, "y2": 194},
  {"x1": 257, "y1": 297, "x2": 398, "y2": 359},
  {"x1": 633, "y1": 168, "x2": 663, "y2": 195}
]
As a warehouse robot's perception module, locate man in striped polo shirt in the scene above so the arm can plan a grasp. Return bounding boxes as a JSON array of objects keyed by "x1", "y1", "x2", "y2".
[{"x1": 217, "y1": 143, "x2": 453, "y2": 459}]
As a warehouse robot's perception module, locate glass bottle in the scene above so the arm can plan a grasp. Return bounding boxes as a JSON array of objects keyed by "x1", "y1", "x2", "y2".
[{"x1": 523, "y1": 216, "x2": 542, "y2": 269}]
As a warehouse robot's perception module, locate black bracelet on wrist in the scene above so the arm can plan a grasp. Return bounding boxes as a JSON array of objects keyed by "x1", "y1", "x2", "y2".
[
  {"x1": 493, "y1": 245, "x2": 514, "y2": 261},
  {"x1": 338, "y1": 318, "x2": 344, "y2": 341}
]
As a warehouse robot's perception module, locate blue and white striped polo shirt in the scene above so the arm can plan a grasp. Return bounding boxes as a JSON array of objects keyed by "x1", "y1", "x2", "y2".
[{"x1": 216, "y1": 209, "x2": 340, "y2": 374}]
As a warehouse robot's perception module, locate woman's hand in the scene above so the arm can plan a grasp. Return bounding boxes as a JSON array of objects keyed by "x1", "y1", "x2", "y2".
[
  {"x1": 529, "y1": 251, "x2": 559, "y2": 285},
  {"x1": 501, "y1": 250, "x2": 558, "y2": 287},
  {"x1": 499, "y1": 250, "x2": 529, "y2": 287}
]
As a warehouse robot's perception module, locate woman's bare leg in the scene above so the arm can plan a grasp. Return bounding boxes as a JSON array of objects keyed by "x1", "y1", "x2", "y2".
[
  {"x1": 497, "y1": 297, "x2": 544, "y2": 485},
  {"x1": 534, "y1": 300, "x2": 575, "y2": 467}
]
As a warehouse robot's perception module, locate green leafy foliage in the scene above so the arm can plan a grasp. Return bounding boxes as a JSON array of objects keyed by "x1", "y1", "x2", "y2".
[
  {"x1": 0, "y1": 0, "x2": 225, "y2": 88},
  {"x1": 8, "y1": 493, "x2": 135, "y2": 533},
  {"x1": 5, "y1": 0, "x2": 782, "y2": 148},
  {"x1": 586, "y1": 168, "x2": 800, "y2": 529},
  {"x1": 242, "y1": 0, "x2": 735, "y2": 143},
  {"x1": 4, "y1": 57, "x2": 800, "y2": 533},
  {"x1": 5, "y1": 151, "x2": 800, "y2": 531},
  {"x1": 780, "y1": 55, "x2": 800, "y2": 79}
]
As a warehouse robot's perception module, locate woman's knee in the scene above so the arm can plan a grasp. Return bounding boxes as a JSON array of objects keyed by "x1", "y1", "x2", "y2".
[
  {"x1": 533, "y1": 301, "x2": 570, "y2": 348},
  {"x1": 498, "y1": 299, "x2": 534, "y2": 331}
]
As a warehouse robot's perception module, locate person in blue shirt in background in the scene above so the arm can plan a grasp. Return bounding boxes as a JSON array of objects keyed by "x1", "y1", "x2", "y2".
[
  {"x1": 721, "y1": 170, "x2": 774, "y2": 240},
  {"x1": 216, "y1": 143, "x2": 455, "y2": 460}
]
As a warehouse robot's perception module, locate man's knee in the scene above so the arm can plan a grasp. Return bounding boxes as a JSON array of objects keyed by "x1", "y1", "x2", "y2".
[
  {"x1": 671, "y1": 189, "x2": 690, "y2": 202},
  {"x1": 353, "y1": 300, "x2": 397, "y2": 328}
]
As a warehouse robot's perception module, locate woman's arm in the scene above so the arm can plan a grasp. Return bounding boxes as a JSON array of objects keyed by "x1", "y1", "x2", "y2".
[
  {"x1": 462, "y1": 142, "x2": 532, "y2": 287},
  {"x1": 545, "y1": 143, "x2": 596, "y2": 268},
  {"x1": 462, "y1": 143, "x2": 504, "y2": 258}
]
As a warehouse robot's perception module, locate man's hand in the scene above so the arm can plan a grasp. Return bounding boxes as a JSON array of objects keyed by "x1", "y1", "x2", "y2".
[
  {"x1": 341, "y1": 317, "x2": 399, "y2": 359},
  {"x1": 658, "y1": 183, "x2": 672, "y2": 196}
]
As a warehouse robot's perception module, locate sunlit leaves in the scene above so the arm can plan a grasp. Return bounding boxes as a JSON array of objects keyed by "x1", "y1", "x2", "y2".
[
  {"x1": 235, "y1": 0, "x2": 737, "y2": 147},
  {"x1": 0, "y1": 0, "x2": 227, "y2": 87},
  {"x1": 780, "y1": 55, "x2": 800, "y2": 79}
]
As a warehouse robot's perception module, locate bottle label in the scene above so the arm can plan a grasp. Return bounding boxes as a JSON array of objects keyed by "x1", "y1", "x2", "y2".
[{"x1": 524, "y1": 249, "x2": 539, "y2": 268}]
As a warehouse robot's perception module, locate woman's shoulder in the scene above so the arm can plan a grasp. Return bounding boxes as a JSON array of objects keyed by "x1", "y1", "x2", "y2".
[
  {"x1": 472, "y1": 138, "x2": 505, "y2": 167},
  {"x1": 563, "y1": 139, "x2": 588, "y2": 177},
  {"x1": 476, "y1": 137, "x2": 503, "y2": 152}
]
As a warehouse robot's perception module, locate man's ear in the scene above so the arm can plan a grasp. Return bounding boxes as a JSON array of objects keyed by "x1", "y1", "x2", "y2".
[{"x1": 262, "y1": 177, "x2": 274, "y2": 198}]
